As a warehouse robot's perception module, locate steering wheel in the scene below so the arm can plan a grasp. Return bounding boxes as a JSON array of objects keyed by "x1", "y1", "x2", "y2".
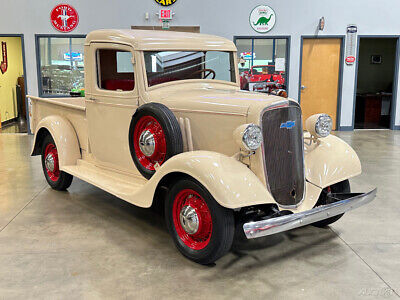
[{"x1": 190, "y1": 68, "x2": 216, "y2": 79}]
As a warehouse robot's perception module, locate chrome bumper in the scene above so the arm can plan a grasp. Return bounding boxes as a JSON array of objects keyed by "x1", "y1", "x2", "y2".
[{"x1": 243, "y1": 188, "x2": 377, "y2": 239}]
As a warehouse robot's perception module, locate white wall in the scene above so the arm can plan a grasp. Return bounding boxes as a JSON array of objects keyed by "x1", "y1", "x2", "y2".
[{"x1": 2, "y1": 0, "x2": 400, "y2": 128}]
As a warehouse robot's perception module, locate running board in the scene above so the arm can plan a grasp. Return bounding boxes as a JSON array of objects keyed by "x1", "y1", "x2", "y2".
[{"x1": 62, "y1": 160, "x2": 148, "y2": 205}]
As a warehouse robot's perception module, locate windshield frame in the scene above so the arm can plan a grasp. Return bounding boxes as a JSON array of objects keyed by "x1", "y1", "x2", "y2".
[{"x1": 141, "y1": 50, "x2": 239, "y2": 91}]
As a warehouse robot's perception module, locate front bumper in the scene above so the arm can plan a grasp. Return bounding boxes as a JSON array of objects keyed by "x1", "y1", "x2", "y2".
[{"x1": 243, "y1": 188, "x2": 377, "y2": 239}]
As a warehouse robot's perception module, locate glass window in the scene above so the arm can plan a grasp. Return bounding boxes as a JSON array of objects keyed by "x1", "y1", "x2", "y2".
[
  {"x1": 97, "y1": 49, "x2": 135, "y2": 91},
  {"x1": 235, "y1": 38, "x2": 288, "y2": 91},
  {"x1": 143, "y1": 51, "x2": 236, "y2": 87},
  {"x1": 37, "y1": 36, "x2": 85, "y2": 96}
]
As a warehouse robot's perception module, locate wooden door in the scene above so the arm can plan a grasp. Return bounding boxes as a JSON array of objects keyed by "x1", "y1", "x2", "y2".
[{"x1": 300, "y1": 38, "x2": 341, "y2": 130}]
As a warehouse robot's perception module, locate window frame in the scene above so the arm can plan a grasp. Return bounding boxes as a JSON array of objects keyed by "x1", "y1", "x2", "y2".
[
  {"x1": 35, "y1": 34, "x2": 86, "y2": 98},
  {"x1": 96, "y1": 48, "x2": 136, "y2": 92},
  {"x1": 142, "y1": 50, "x2": 240, "y2": 91},
  {"x1": 233, "y1": 36, "x2": 291, "y2": 93}
]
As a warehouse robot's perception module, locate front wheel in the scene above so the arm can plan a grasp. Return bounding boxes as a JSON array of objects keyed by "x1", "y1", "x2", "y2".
[
  {"x1": 41, "y1": 135, "x2": 73, "y2": 190},
  {"x1": 165, "y1": 178, "x2": 234, "y2": 265},
  {"x1": 312, "y1": 180, "x2": 350, "y2": 228}
]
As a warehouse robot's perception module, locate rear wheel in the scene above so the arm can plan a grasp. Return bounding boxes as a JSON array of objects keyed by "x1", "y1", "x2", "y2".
[
  {"x1": 165, "y1": 179, "x2": 234, "y2": 265},
  {"x1": 41, "y1": 135, "x2": 73, "y2": 190},
  {"x1": 312, "y1": 180, "x2": 350, "y2": 228}
]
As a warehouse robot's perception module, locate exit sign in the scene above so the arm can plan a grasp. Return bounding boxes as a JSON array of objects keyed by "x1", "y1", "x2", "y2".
[{"x1": 159, "y1": 9, "x2": 173, "y2": 20}]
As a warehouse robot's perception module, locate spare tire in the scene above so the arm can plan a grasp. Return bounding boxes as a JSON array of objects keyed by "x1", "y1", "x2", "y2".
[{"x1": 129, "y1": 103, "x2": 183, "y2": 179}]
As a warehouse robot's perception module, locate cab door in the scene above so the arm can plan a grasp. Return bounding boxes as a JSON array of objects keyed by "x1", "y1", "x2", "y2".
[{"x1": 86, "y1": 42, "x2": 140, "y2": 174}]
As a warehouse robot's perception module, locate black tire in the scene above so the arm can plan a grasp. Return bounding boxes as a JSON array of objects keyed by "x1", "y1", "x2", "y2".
[
  {"x1": 129, "y1": 103, "x2": 183, "y2": 179},
  {"x1": 41, "y1": 134, "x2": 73, "y2": 191},
  {"x1": 165, "y1": 178, "x2": 235, "y2": 265},
  {"x1": 312, "y1": 180, "x2": 350, "y2": 228}
]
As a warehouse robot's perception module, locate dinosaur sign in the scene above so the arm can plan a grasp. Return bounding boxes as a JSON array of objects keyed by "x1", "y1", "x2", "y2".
[
  {"x1": 50, "y1": 4, "x2": 79, "y2": 33},
  {"x1": 1, "y1": 42, "x2": 7, "y2": 74},
  {"x1": 249, "y1": 5, "x2": 276, "y2": 33}
]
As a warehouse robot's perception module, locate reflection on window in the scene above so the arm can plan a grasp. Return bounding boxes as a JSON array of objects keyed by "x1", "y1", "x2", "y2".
[
  {"x1": 235, "y1": 38, "x2": 288, "y2": 91},
  {"x1": 144, "y1": 51, "x2": 236, "y2": 87},
  {"x1": 38, "y1": 36, "x2": 85, "y2": 96},
  {"x1": 97, "y1": 49, "x2": 135, "y2": 91}
]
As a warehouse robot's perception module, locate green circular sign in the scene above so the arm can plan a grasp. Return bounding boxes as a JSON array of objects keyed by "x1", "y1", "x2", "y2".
[
  {"x1": 155, "y1": 0, "x2": 176, "y2": 6},
  {"x1": 249, "y1": 5, "x2": 276, "y2": 33}
]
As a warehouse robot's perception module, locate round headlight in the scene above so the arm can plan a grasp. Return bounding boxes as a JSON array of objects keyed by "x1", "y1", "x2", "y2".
[
  {"x1": 242, "y1": 124, "x2": 263, "y2": 151},
  {"x1": 315, "y1": 114, "x2": 332, "y2": 137}
]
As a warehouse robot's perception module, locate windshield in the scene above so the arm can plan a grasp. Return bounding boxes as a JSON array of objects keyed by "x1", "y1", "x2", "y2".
[{"x1": 144, "y1": 51, "x2": 236, "y2": 87}]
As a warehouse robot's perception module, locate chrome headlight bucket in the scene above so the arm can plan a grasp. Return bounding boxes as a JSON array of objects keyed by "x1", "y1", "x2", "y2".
[
  {"x1": 234, "y1": 124, "x2": 263, "y2": 151},
  {"x1": 305, "y1": 114, "x2": 332, "y2": 138}
]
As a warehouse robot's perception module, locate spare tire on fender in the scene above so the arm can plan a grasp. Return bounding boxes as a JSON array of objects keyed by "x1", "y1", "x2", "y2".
[{"x1": 129, "y1": 103, "x2": 183, "y2": 179}]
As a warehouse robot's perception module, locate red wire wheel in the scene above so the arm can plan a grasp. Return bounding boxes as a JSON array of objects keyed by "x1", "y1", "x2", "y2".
[
  {"x1": 133, "y1": 116, "x2": 167, "y2": 171},
  {"x1": 165, "y1": 179, "x2": 234, "y2": 265},
  {"x1": 44, "y1": 143, "x2": 60, "y2": 182},
  {"x1": 129, "y1": 103, "x2": 183, "y2": 179},
  {"x1": 172, "y1": 189, "x2": 213, "y2": 250}
]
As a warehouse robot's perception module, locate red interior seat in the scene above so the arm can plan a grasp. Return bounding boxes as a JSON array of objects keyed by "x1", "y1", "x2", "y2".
[{"x1": 104, "y1": 79, "x2": 134, "y2": 91}]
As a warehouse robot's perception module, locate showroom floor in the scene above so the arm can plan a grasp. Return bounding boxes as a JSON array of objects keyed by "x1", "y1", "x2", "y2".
[{"x1": 0, "y1": 131, "x2": 399, "y2": 299}]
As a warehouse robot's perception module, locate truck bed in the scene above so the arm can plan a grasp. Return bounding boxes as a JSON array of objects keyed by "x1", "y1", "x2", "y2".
[
  {"x1": 28, "y1": 96, "x2": 86, "y2": 111},
  {"x1": 28, "y1": 95, "x2": 88, "y2": 151}
]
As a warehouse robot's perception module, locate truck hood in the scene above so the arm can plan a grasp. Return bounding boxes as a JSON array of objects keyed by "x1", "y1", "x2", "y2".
[{"x1": 146, "y1": 82, "x2": 286, "y2": 117}]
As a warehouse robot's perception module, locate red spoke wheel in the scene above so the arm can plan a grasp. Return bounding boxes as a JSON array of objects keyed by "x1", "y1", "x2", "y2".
[
  {"x1": 129, "y1": 103, "x2": 183, "y2": 179},
  {"x1": 172, "y1": 189, "x2": 213, "y2": 250},
  {"x1": 133, "y1": 116, "x2": 167, "y2": 171},
  {"x1": 44, "y1": 143, "x2": 60, "y2": 182},
  {"x1": 41, "y1": 134, "x2": 73, "y2": 190},
  {"x1": 165, "y1": 178, "x2": 234, "y2": 265}
]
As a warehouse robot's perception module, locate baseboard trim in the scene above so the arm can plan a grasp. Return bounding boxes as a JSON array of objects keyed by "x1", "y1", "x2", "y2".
[
  {"x1": 1, "y1": 117, "x2": 18, "y2": 128},
  {"x1": 337, "y1": 126, "x2": 354, "y2": 131},
  {"x1": 393, "y1": 125, "x2": 400, "y2": 130}
]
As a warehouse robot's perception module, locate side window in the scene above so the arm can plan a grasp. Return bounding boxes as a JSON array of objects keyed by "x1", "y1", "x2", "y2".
[{"x1": 97, "y1": 49, "x2": 135, "y2": 91}]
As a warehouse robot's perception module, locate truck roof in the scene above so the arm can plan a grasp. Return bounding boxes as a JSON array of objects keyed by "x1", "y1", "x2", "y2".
[{"x1": 85, "y1": 29, "x2": 237, "y2": 51}]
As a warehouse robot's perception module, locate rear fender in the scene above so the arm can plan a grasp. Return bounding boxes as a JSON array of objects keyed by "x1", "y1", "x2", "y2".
[
  {"x1": 31, "y1": 115, "x2": 81, "y2": 168},
  {"x1": 305, "y1": 133, "x2": 361, "y2": 188},
  {"x1": 137, "y1": 151, "x2": 275, "y2": 209}
]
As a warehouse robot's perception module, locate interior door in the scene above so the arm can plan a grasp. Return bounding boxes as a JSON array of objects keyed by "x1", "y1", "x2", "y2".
[
  {"x1": 86, "y1": 42, "x2": 140, "y2": 174},
  {"x1": 300, "y1": 38, "x2": 341, "y2": 130}
]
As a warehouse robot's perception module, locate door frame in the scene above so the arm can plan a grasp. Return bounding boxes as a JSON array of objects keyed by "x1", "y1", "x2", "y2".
[
  {"x1": 0, "y1": 34, "x2": 29, "y2": 133},
  {"x1": 233, "y1": 35, "x2": 291, "y2": 94},
  {"x1": 298, "y1": 35, "x2": 345, "y2": 130},
  {"x1": 352, "y1": 35, "x2": 400, "y2": 130}
]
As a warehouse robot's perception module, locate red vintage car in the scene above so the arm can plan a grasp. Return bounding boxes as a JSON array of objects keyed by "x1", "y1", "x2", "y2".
[{"x1": 240, "y1": 65, "x2": 285, "y2": 94}]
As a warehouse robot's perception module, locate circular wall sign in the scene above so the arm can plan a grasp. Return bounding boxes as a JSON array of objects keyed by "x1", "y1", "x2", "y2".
[
  {"x1": 50, "y1": 4, "x2": 79, "y2": 33},
  {"x1": 154, "y1": 0, "x2": 176, "y2": 6},
  {"x1": 249, "y1": 5, "x2": 276, "y2": 33}
]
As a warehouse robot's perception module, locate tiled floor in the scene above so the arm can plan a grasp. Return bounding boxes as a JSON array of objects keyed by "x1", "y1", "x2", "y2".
[{"x1": 0, "y1": 131, "x2": 399, "y2": 299}]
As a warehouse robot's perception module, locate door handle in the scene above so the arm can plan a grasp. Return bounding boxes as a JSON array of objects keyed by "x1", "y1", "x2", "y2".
[{"x1": 300, "y1": 85, "x2": 306, "y2": 90}]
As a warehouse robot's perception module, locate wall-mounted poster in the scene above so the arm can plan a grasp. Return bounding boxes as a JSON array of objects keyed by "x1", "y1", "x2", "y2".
[{"x1": 1, "y1": 42, "x2": 7, "y2": 74}]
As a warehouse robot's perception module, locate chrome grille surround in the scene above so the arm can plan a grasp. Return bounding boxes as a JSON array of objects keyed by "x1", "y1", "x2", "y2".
[{"x1": 260, "y1": 100, "x2": 305, "y2": 207}]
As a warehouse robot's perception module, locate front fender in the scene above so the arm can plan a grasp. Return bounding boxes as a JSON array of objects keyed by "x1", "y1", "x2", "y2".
[
  {"x1": 140, "y1": 151, "x2": 275, "y2": 209},
  {"x1": 31, "y1": 115, "x2": 81, "y2": 168},
  {"x1": 305, "y1": 133, "x2": 361, "y2": 188}
]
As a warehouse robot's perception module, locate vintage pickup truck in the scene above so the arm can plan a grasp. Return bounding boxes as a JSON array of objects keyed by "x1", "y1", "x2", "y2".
[{"x1": 29, "y1": 29, "x2": 376, "y2": 265}]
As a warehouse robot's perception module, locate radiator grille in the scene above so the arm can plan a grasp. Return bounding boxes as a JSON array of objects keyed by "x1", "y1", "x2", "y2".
[{"x1": 261, "y1": 103, "x2": 305, "y2": 206}]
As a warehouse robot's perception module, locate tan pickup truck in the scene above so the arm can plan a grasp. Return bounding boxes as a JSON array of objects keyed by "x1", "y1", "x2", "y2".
[{"x1": 29, "y1": 29, "x2": 376, "y2": 264}]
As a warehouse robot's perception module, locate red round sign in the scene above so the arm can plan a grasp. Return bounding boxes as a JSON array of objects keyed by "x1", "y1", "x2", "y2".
[
  {"x1": 50, "y1": 4, "x2": 79, "y2": 33},
  {"x1": 345, "y1": 56, "x2": 356, "y2": 63}
]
